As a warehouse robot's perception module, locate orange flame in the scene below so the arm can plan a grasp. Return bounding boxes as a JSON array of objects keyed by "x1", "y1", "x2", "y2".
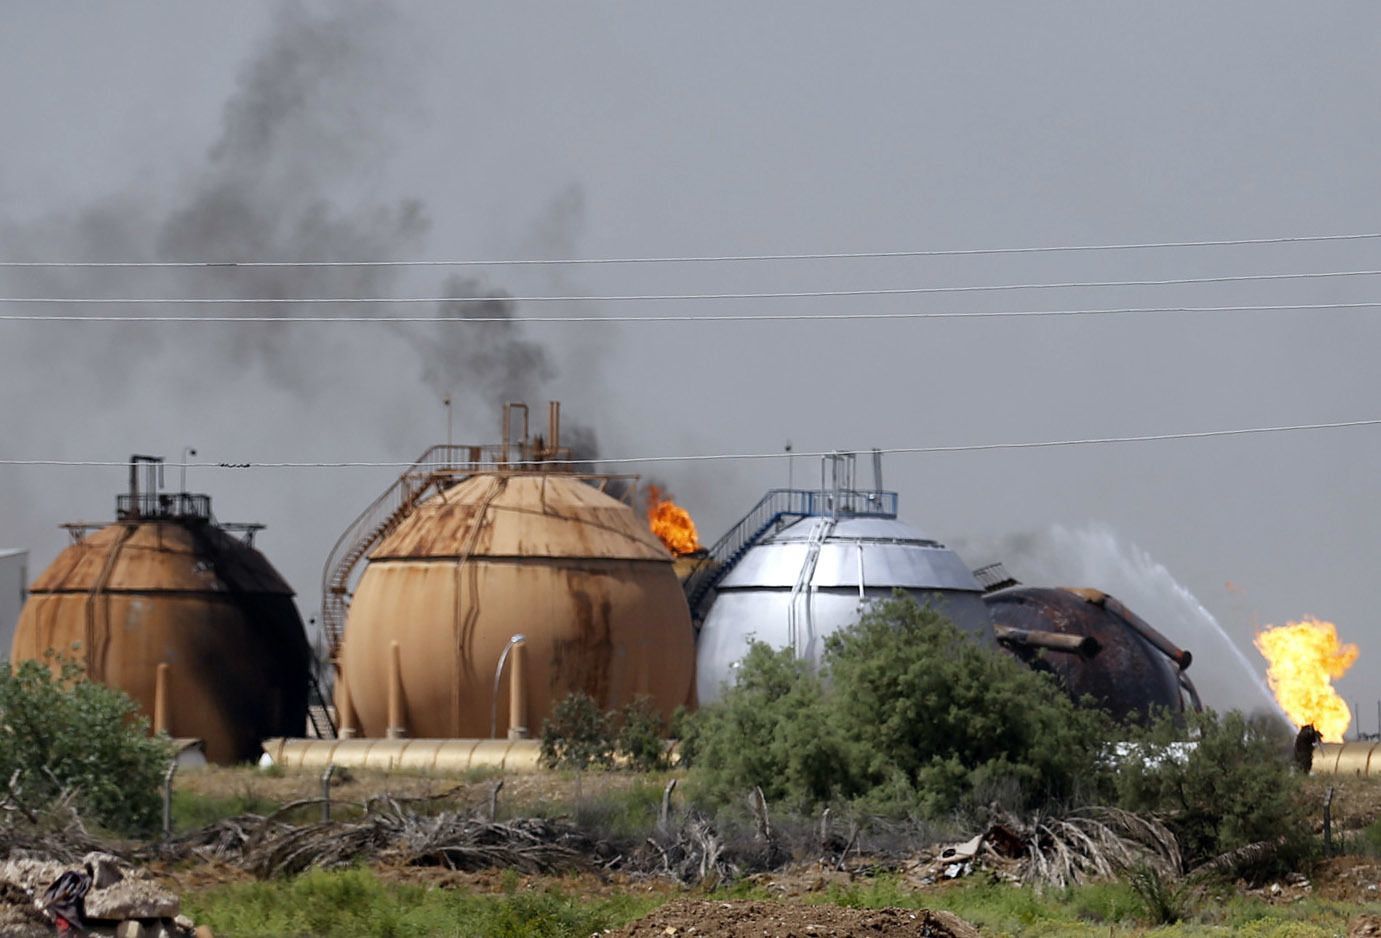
[
  {"x1": 646, "y1": 485, "x2": 702, "y2": 556},
  {"x1": 1253, "y1": 618, "x2": 1358, "y2": 742}
]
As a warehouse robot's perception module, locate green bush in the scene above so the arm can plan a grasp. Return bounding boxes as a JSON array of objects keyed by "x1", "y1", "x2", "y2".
[
  {"x1": 615, "y1": 695, "x2": 668, "y2": 772},
  {"x1": 539, "y1": 692, "x2": 614, "y2": 770},
  {"x1": 0, "y1": 657, "x2": 172, "y2": 835},
  {"x1": 1113, "y1": 709, "x2": 1314, "y2": 879},
  {"x1": 827, "y1": 596, "x2": 1110, "y2": 816},
  {"x1": 541, "y1": 693, "x2": 684, "y2": 772},
  {"x1": 687, "y1": 642, "x2": 861, "y2": 807},
  {"x1": 687, "y1": 595, "x2": 1109, "y2": 816}
]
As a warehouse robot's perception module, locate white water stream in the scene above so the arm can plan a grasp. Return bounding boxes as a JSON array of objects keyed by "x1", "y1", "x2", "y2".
[{"x1": 960, "y1": 523, "x2": 1284, "y2": 718}]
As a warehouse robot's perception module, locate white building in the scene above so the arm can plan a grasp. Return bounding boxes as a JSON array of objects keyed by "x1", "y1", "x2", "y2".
[{"x1": 0, "y1": 549, "x2": 27, "y2": 659}]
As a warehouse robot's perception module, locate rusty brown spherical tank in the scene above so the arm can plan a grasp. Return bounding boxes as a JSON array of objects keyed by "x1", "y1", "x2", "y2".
[
  {"x1": 983, "y1": 586, "x2": 1200, "y2": 724},
  {"x1": 338, "y1": 472, "x2": 696, "y2": 739},
  {"x1": 12, "y1": 499, "x2": 311, "y2": 764}
]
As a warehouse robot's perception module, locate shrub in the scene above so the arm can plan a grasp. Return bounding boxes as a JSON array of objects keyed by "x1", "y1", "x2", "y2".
[
  {"x1": 1125, "y1": 863, "x2": 1189, "y2": 924},
  {"x1": 686, "y1": 595, "x2": 1109, "y2": 817},
  {"x1": 615, "y1": 695, "x2": 668, "y2": 772},
  {"x1": 542, "y1": 693, "x2": 685, "y2": 772},
  {"x1": 1113, "y1": 709, "x2": 1314, "y2": 879},
  {"x1": 0, "y1": 657, "x2": 172, "y2": 835},
  {"x1": 826, "y1": 596, "x2": 1110, "y2": 816},
  {"x1": 539, "y1": 692, "x2": 614, "y2": 770},
  {"x1": 687, "y1": 642, "x2": 862, "y2": 808}
]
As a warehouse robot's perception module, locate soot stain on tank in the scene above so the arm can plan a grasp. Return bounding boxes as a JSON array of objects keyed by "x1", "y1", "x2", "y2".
[{"x1": 548, "y1": 569, "x2": 614, "y2": 704}]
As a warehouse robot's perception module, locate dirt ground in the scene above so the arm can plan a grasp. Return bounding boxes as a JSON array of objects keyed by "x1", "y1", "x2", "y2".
[{"x1": 606, "y1": 900, "x2": 979, "y2": 938}]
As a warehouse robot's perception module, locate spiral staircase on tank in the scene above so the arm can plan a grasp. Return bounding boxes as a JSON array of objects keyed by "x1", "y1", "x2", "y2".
[{"x1": 313, "y1": 403, "x2": 584, "y2": 740}]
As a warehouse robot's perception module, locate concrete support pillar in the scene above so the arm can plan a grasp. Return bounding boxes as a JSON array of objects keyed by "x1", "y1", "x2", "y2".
[
  {"x1": 335, "y1": 669, "x2": 357, "y2": 739},
  {"x1": 507, "y1": 640, "x2": 528, "y2": 740},
  {"x1": 153, "y1": 662, "x2": 171, "y2": 736},
  {"x1": 386, "y1": 640, "x2": 407, "y2": 739}
]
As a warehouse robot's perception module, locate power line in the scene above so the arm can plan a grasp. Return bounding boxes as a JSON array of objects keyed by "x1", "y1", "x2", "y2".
[
  {"x1": 10, "y1": 266, "x2": 1381, "y2": 305},
  {"x1": 3, "y1": 417, "x2": 1376, "y2": 469},
  {"x1": 1, "y1": 300, "x2": 1379, "y2": 325},
  {"x1": 2, "y1": 231, "x2": 1380, "y2": 269},
  {"x1": 3, "y1": 266, "x2": 1381, "y2": 306}
]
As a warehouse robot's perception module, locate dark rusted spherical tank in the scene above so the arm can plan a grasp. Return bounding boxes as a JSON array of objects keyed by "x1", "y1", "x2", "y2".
[
  {"x1": 12, "y1": 511, "x2": 311, "y2": 764},
  {"x1": 983, "y1": 586, "x2": 1196, "y2": 724}
]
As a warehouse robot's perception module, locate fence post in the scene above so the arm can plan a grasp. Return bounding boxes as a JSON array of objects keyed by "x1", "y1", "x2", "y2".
[
  {"x1": 1323, "y1": 786, "x2": 1336, "y2": 857},
  {"x1": 321, "y1": 763, "x2": 337, "y2": 822},
  {"x1": 162, "y1": 761, "x2": 178, "y2": 839}
]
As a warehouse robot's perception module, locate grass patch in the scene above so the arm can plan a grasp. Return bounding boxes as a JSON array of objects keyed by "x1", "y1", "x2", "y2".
[
  {"x1": 183, "y1": 867, "x2": 663, "y2": 938},
  {"x1": 1358, "y1": 819, "x2": 1381, "y2": 857},
  {"x1": 501, "y1": 772, "x2": 673, "y2": 842},
  {"x1": 172, "y1": 789, "x2": 282, "y2": 832}
]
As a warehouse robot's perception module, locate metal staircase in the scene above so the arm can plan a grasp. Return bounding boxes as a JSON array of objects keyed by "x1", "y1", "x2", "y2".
[
  {"x1": 681, "y1": 454, "x2": 902, "y2": 626},
  {"x1": 681, "y1": 488, "x2": 817, "y2": 624},
  {"x1": 305, "y1": 672, "x2": 337, "y2": 739},
  {"x1": 319, "y1": 443, "x2": 488, "y2": 657}
]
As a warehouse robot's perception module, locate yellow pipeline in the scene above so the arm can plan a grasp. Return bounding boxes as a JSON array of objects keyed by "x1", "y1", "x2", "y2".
[
  {"x1": 260, "y1": 736, "x2": 684, "y2": 773},
  {"x1": 1311, "y1": 741, "x2": 1381, "y2": 777},
  {"x1": 261, "y1": 737, "x2": 544, "y2": 773}
]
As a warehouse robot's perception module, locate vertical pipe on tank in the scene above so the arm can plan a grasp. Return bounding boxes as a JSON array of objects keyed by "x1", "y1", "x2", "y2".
[
  {"x1": 501, "y1": 404, "x2": 511, "y2": 464},
  {"x1": 153, "y1": 662, "x2": 171, "y2": 735},
  {"x1": 491, "y1": 634, "x2": 527, "y2": 739},
  {"x1": 507, "y1": 640, "x2": 528, "y2": 740},
  {"x1": 386, "y1": 641, "x2": 406, "y2": 739},
  {"x1": 128, "y1": 457, "x2": 140, "y2": 519}
]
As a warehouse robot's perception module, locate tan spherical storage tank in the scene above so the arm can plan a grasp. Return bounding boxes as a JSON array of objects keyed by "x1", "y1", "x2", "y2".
[
  {"x1": 338, "y1": 471, "x2": 696, "y2": 740},
  {"x1": 12, "y1": 462, "x2": 311, "y2": 764}
]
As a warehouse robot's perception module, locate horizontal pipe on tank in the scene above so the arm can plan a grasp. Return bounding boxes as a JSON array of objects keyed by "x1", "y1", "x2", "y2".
[
  {"x1": 1310, "y1": 741, "x2": 1381, "y2": 777},
  {"x1": 1066, "y1": 589, "x2": 1193, "y2": 670},
  {"x1": 993, "y1": 623, "x2": 1101, "y2": 658}
]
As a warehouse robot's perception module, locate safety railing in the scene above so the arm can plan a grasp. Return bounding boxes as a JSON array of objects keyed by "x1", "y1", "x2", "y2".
[{"x1": 681, "y1": 487, "x2": 898, "y2": 622}]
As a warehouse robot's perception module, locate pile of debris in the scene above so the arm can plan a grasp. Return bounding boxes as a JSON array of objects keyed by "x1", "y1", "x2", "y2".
[
  {"x1": 163, "y1": 795, "x2": 611, "y2": 880},
  {"x1": 907, "y1": 808, "x2": 1182, "y2": 890},
  {"x1": 0, "y1": 852, "x2": 207, "y2": 938}
]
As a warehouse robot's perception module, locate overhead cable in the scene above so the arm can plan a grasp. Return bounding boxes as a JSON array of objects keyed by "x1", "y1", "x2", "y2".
[
  {"x1": 1, "y1": 300, "x2": 1380, "y2": 324},
  {"x1": 3, "y1": 266, "x2": 1381, "y2": 306},
  {"x1": 2, "y1": 231, "x2": 1380, "y2": 268},
  {"x1": 2, "y1": 417, "x2": 1376, "y2": 469}
]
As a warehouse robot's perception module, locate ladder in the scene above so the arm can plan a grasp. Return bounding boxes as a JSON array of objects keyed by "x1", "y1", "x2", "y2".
[
  {"x1": 318, "y1": 445, "x2": 478, "y2": 657},
  {"x1": 786, "y1": 516, "x2": 833, "y2": 657}
]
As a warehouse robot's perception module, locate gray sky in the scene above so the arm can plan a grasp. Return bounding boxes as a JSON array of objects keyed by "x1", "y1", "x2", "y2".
[{"x1": 2, "y1": 2, "x2": 1378, "y2": 722}]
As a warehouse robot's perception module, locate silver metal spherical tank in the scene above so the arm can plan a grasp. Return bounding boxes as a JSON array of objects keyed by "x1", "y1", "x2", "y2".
[{"x1": 696, "y1": 513, "x2": 993, "y2": 703}]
